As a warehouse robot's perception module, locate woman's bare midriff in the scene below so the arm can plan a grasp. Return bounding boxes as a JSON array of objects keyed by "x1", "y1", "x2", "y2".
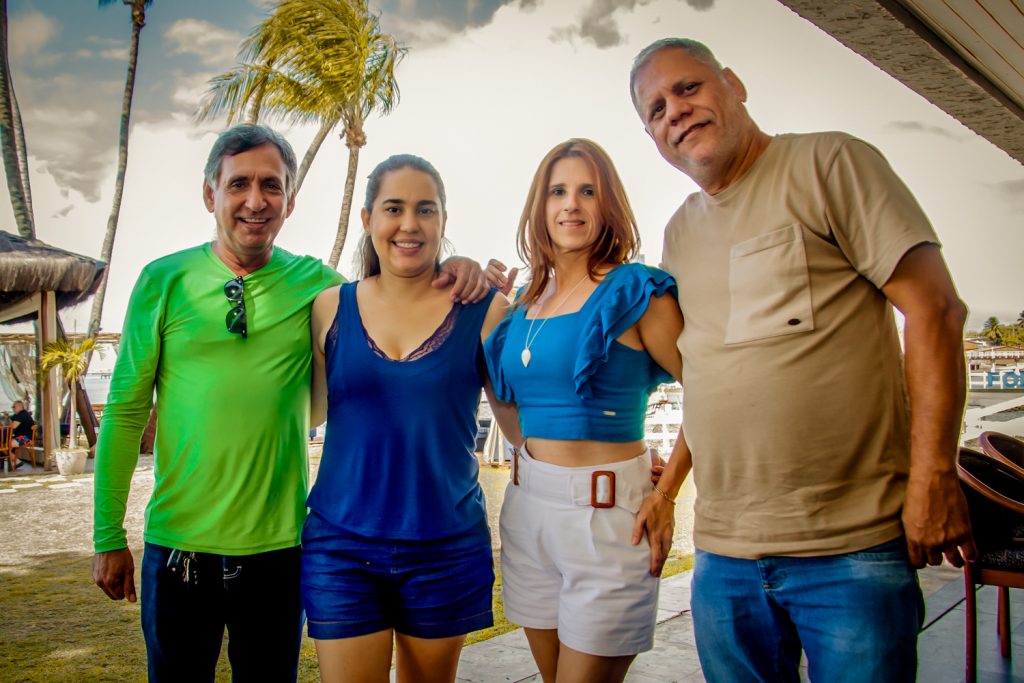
[{"x1": 524, "y1": 437, "x2": 647, "y2": 467}]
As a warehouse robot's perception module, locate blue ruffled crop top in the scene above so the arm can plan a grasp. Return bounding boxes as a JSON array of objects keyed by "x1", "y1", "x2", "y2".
[{"x1": 484, "y1": 263, "x2": 678, "y2": 442}]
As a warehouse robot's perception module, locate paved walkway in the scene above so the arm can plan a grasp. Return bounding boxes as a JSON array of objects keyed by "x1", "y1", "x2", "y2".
[
  {"x1": 456, "y1": 571, "x2": 701, "y2": 683},
  {"x1": 454, "y1": 565, "x2": 1024, "y2": 683}
]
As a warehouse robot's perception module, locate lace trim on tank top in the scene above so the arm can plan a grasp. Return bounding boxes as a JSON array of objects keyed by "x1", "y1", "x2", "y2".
[{"x1": 326, "y1": 303, "x2": 463, "y2": 362}]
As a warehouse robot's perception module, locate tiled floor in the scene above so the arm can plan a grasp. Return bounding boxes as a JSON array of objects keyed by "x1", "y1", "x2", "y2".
[
  {"x1": 454, "y1": 566, "x2": 1024, "y2": 683},
  {"x1": 918, "y1": 576, "x2": 1024, "y2": 682}
]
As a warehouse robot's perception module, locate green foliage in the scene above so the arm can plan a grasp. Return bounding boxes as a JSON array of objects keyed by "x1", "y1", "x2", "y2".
[
  {"x1": 975, "y1": 316, "x2": 1024, "y2": 348},
  {"x1": 197, "y1": 0, "x2": 405, "y2": 140},
  {"x1": 39, "y1": 338, "x2": 97, "y2": 386}
]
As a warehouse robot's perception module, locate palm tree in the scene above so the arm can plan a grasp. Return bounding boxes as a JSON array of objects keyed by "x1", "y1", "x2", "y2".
[
  {"x1": 197, "y1": 0, "x2": 405, "y2": 268},
  {"x1": 0, "y1": 0, "x2": 35, "y2": 238},
  {"x1": 982, "y1": 316, "x2": 1000, "y2": 337},
  {"x1": 86, "y1": 0, "x2": 152, "y2": 343},
  {"x1": 40, "y1": 338, "x2": 96, "y2": 450}
]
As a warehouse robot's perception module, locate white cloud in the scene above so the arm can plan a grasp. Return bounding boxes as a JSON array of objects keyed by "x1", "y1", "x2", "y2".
[
  {"x1": 164, "y1": 19, "x2": 242, "y2": 68},
  {"x1": 87, "y1": 36, "x2": 123, "y2": 47},
  {"x1": 9, "y1": 11, "x2": 58, "y2": 60},
  {"x1": 99, "y1": 47, "x2": 130, "y2": 61},
  {"x1": 551, "y1": 0, "x2": 655, "y2": 48},
  {"x1": 171, "y1": 71, "x2": 216, "y2": 112},
  {"x1": 14, "y1": 72, "x2": 121, "y2": 202},
  {"x1": 385, "y1": 16, "x2": 462, "y2": 49}
]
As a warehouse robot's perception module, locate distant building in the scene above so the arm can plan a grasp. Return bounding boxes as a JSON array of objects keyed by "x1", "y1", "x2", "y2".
[
  {"x1": 966, "y1": 345, "x2": 1024, "y2": 389},
  {"x1": 645, "y1": 384, "x2": 683, "y2": 456}
]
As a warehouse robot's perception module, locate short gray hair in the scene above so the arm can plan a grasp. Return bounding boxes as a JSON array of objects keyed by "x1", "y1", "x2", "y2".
[
  {"x1": 629, "y1": 38, "x2": 724, "y2": 110},
  {"x1": 203, "y1": 124, "x2": 298, "y2": 195}
]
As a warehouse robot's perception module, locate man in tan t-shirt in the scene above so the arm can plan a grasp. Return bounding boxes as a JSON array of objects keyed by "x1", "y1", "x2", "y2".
[{"x1": 626, "y1": 38, "x2": 975, "y2": 681}]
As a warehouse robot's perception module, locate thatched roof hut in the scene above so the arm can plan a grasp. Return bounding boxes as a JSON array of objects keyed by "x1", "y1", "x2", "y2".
[
  {"x1": 0, "y1": 230, "x2": 107, "y2": 468},
  {"x1": 0, "y1": 231, "x2": 106, "y2": 324}
]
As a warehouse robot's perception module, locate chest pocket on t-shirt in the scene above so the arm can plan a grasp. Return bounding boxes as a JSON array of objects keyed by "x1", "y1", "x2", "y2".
[{"x1": 724, "y1": 224, "x2": 814, "y2": 345}]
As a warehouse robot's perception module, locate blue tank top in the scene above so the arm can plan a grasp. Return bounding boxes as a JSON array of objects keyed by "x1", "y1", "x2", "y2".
[
  {"x1": 307, "y1": 282, "x2": 496, "y2": 540},
  {"x1": 484, "y1": 263, "x2": 676, "y2": 442}
]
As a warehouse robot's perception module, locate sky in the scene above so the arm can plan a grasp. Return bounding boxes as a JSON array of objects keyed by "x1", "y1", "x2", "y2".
[{"x1": 3, "y1": 0, "x2": 1023, "y2": 342}]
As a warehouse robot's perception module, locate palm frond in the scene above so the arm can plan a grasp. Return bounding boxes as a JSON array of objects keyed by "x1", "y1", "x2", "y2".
[{"x1": 39, "y1": 338, "x2": 97, "y2": 386}]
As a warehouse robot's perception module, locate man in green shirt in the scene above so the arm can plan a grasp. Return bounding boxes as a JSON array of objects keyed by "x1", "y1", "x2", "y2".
[{"x1": 92, "y1": 124, "x2": 488, "y2": 681}]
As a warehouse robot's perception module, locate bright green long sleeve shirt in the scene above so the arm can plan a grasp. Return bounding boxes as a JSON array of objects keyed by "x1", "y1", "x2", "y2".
[{"x1": 94, "y1": 244, "x2": 343, "y2": 554}]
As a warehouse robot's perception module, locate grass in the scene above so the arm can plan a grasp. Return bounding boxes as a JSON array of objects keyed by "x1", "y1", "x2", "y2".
[
  {"x1": 661, "y1": 553, "x2": 694, "y2": 579},
  {"x1": 1, "y1": 550, "x2": 693, "y2": 681}
]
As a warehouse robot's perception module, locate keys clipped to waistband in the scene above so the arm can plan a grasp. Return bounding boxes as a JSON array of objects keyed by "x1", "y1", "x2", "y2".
[{"x1": 166, "y1": 549, "x2": 199, "y2": 587}]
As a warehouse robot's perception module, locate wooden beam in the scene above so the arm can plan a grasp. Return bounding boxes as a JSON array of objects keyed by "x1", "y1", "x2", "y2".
[{"x1": 38, "y1": 291, "x2": 58, "y2": 469}]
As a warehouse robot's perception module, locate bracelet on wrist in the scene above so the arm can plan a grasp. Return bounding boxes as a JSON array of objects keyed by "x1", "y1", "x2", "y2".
[{"x1": 653, "y1": 484, "x2": 676, "y2": 505}]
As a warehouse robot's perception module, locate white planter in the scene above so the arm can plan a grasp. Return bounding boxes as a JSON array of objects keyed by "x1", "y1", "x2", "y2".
[{"x1": 54, "y1": 448, "x2": 88, "y2": 476}]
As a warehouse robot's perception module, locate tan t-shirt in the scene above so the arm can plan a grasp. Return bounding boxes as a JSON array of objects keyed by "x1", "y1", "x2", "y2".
[{"x1": 662, "y1": 132, "x2": 939, "y2": 558}]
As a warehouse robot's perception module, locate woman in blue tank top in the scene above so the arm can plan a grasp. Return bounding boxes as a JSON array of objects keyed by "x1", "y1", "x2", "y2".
[
  {"x1": 483, "y1": 139, "x2": 694, "y2": 682},
  {"x1": 303, "y1": 155, "x2": 515, "y2": 683}
]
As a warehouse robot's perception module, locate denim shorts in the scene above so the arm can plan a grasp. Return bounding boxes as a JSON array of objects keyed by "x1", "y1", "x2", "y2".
[{"x1": 301, "y1": 510, "x2": 494, "y2": 640}]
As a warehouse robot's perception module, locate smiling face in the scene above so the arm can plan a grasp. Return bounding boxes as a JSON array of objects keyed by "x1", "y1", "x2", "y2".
[
  {"x1": 544, "y1": 156, "x2": 605, "y2": 257},
  {"x1": 361, "y1": 167, "x2": 445, "y2": 278},
  {"x1": 633, "y1": 47, "x2": 756, "y2": 192},
  {"x1": 203, "y1": 143, "x2": 294, "y2": 263}
]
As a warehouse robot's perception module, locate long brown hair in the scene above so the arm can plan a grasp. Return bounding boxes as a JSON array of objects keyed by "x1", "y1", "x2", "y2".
[{"x1": 516, "y1": 139, "x2": 640, "y2": 306}]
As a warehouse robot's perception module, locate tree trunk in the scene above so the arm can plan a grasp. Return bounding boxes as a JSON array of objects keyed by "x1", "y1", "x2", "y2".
[
  {"x1": 294, "y1": 117, "x2": 336, "y2": 195},
  {"x1": 245, "y1": 73, "x2": 265, "y2": 124},
  {"x1": 10, "y1": 79, "x2": 33, "y2": 231},
  {"x1": 68, "y1": 380, "x2": 78, "y2": 449},
  {"x1": 86, "y1": 6, "x2": 145, "y2": 345},
  {"x1": 0, "y1": 0, "x2": 34, "y2": 238},
  {"x1": 328, "y1": 140, "x2": 360, "y2": 270}
]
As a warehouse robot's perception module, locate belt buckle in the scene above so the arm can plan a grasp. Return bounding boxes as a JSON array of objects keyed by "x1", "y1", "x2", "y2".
[
  {"x1": 513, "y1": 447, "x2": 520, "y2": 486},
  {"x1": 591, "y1": 470, "x2": 615, "y2": 508}
]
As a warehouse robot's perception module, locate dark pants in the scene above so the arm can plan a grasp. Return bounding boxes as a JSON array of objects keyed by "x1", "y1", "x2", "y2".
[{"x1": 141, "y1": 542, "x2": 304, "y2": 682}]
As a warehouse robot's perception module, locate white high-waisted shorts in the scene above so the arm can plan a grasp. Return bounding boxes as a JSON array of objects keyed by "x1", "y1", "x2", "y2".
[{"x1": 499, "y1": 445, "x2": 660, "y2": 657}]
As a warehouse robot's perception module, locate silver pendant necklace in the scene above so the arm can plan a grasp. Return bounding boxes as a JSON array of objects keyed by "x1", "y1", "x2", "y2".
[{"x1": 521, "y1": 274, "x2": 590, "y2": 368}]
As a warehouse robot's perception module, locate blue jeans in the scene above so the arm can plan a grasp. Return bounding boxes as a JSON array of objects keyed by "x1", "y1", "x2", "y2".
[
  {"x1": 141, "y1": 542, "x2": 304, "y2": 682},
  {"x1": 692, "y1": 538, "x2": 924, "y2": 683}
]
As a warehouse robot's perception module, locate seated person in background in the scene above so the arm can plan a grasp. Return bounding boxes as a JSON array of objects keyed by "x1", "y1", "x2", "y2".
[{"x1": 9, "y1": 400, "x2": 34, "y2": 467}]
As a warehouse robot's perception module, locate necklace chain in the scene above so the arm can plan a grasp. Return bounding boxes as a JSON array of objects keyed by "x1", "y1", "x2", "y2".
[{"x1": 521, "y1": 274, "x2": 590, "y2": 368}]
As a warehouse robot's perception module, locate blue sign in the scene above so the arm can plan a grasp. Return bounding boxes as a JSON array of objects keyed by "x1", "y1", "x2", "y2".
[{"x1": 987, "y1": 371, "x2": 1022, "y2": 388}]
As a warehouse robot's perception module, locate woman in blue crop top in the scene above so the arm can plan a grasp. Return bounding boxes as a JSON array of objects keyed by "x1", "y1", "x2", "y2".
[
  {"x1": 304, "y1": 155, "x2": 518, "y2": 683},
  {"x1": 483, "y1": 139, "x2": 694, "y2": 682}
]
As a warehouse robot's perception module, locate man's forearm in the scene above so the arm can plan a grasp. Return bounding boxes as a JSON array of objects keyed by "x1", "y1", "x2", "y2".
[
  {"x1": 93, "y1": 401, "x2": 152, "y2": 552},
  {"x1": 657, "y1": 425, "x2": 693, "y2": 499},
  {"x1": 904, "y1": 299, "x2": 967, "y2": 478}
]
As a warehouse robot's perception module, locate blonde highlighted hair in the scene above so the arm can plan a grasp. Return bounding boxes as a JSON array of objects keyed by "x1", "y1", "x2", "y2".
[{"x1": 516, "y1": 138, "x2": 640, "y2": 306}]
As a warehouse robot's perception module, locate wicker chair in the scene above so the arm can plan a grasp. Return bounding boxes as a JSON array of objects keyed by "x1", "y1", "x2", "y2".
[{"x1": 957, "y1": 446, "x2": 1024, "y2": 681}]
